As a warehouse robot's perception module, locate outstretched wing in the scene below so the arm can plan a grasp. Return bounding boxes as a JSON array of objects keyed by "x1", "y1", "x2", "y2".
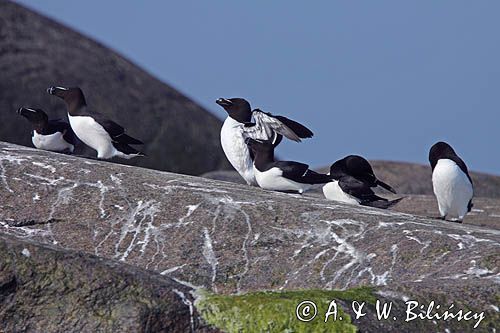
[{"x1": 244, "y1": 109, "x2": 313, "y2": 143}]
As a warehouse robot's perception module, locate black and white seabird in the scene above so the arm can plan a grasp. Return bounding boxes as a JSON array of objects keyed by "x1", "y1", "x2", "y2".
[
  {"x1": 245, "y1": 137, "x2": 330, "y2": 194},
  {"x1": 323, "y1": 155, "x2": 402, "y2": 209},
  {"x1": 47, "y1": 86, "x2": 144, "y2": 159},
  {"x1": 17, "y1": 107, "x2": 77, "y2": 153},
  {"x1": 429, "y1": 141, "x2": 474, "y2": 222},
  {"x1": 216, "y1": 97, "x2": 313, "y2": 185}
]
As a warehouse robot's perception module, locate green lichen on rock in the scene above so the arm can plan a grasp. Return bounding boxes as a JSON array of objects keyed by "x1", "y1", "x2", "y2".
[{"x1": 196, "y1": 287, "x2": 376, "y2": 332}]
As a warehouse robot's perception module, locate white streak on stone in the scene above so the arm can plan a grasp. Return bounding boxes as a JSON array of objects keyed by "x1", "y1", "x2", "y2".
[
  {"x1": 160, "y1": 264, "x2": 186, "y2": 275},
  {"x1": 172, "y1": 289, "x2": 195, "y2": 332},
  {"x1": 202, "y1": 227, "x2": 218, "y2": 292},
  {"x1": 111, "y1": 200, "x2": 161, "y2": 262},
  {"x1": 32, "y1": 161, "x2": 56, "y2": 173},
  {"x1": 25, "y1": 173, "x2": 65, "y2": 186}
]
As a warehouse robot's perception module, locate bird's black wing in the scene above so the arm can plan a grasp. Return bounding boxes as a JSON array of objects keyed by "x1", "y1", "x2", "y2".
[
  {"x1": 344, "y1": 155, "x2": 397, "y2": 193},
  {"x1": 338, "y1": 176, "x2": 385, "y2": 202},
  {"x1": 91, "y1": 113, "x2": 124, "y2": 137},
  {"x1": 92, "y1": 113, "x2": 143, "y2": 145},
  {"x1": 273, "y1": 161, "x2": 310, "y2": 181},
  {"x1": 450, "y1": 156, "x2": 473, "y2": 186},
  {"x1": 274, "y1": 161, "x2": 331, "y2": 184}
]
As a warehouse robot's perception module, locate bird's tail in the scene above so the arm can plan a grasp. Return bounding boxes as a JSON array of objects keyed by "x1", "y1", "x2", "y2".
[
  {"x1": 112, "y1": 142, "x2": 145, "y2": 159},
  {"x1": 114, "y1": 133, "x2": 144, "y2": 145},
  {"x1": 362, "y1": 197, "x2": 404, "y2": 209},
  {"x1": 375, "y1": 179, "x2": 397, "y2": 194}
]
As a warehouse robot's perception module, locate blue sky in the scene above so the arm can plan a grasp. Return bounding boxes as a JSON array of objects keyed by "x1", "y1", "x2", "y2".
[{"x1": 16, "y1": 1, "x2": 500, "y2": 174}]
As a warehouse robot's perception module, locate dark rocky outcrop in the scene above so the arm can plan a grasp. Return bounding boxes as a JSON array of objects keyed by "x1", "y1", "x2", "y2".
[
  {"x1": 0, "y1": 142, "x2": 499, "y2": 332},
  {"x1": 0, "y1": 233, "x2": 217, "y2": 333},
  {"x1": 0, "y1": 0, "x2": 230, "y2": 175}
]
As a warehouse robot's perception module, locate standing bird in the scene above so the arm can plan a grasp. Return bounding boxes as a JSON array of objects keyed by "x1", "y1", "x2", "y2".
[
  {"x1": 216, "y1": 97, "x2": 313, "y2": 185},
  {"x1": 429, "y1": 142, "x2": 473, "y2": 222},
  {"x1": 323, "y1": 155, "x2": 402, "y2": 209},
  {"x1": 17, "y1": 107, "x2": 77, "y2": 153},
  {"x1": 47, "y1": 86, "x2": 144, "y2": 159},
  {"x1": 245, "y1": 137, "x2": 330, "y2": 194}
]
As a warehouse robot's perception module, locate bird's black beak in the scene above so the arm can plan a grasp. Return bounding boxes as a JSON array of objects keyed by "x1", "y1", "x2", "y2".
[
  {"x1": 17, "y1": 107, "x2": 24, "y2": 115},
  {"x1": 216, "y1": 98, "x2": 233, "y2": 108},
  {"x1": 47, "y1": 86, "x2": 69, "y2": 95}
]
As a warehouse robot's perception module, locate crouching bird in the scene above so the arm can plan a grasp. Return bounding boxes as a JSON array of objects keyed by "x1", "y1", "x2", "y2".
[
  {"x1": 47, "y1": 86, "x2": 144, "y2": 159},
  {"x1": 245, "y1": 137, "x2": 330, "y2": 194},
  {"x1": 323, "y1": 155, "x2": 402, "y2": 209},
  {"x1": 17, "y1": 107, "x2": 77, "y2": 153}
]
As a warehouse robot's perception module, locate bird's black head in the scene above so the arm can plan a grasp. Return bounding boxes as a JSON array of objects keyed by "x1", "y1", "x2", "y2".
[
  {"x1": 17, "y1": 107, "x2": 49, "y2": 132},
  {"x1": 216, "y1": 97, "x2": 252, "y2": 123},
  {"x1": 429, "y1": 141, "x2": 458, "y2": 168},
  {"x1": 47, "y1": 86, "x2": 87, "y2": 112},
  {"x1": 329, "y1": 159, "x2": 348, "y2": 180}
]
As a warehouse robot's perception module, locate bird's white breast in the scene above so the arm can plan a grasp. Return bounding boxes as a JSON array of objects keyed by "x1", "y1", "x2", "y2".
[
  {"x1": 432, "y1": 159, "x2": 473, "y2": 218},
  {"x1": 323, "y1": 181, "x2": 360, "y2": 205},
  {"x1": 220, "y1": 117, "x2": 256, "y2": 185},
  {"x1": 68, "y1": 114, "x2": 115, "y2": 158},
  {"x1": 32, "y1": 131, "x2": 73, "y2": 152},
  {"x1": 254, "y1": 166, "x2": 311, "y2": 193}
]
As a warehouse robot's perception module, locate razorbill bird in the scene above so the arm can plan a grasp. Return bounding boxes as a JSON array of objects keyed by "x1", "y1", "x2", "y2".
[
  {"x1": 429, "y1": 141, "x2": 473, "y2": 222},
  {"x1": 245, "y1": 137, "x2": 330, "y2": 194},
  {"x1": 323, "y1": 155, "x2": 402, "y2": 209},
  {"x1": 17, "y1": 107, "x2": 77, "y2": 153},
  {"x1": 216, "y1": 97, "x2": 313, "y2": 185},
  {"x1": 47, "y1": 86, "x2": 144, "y2": 159}
]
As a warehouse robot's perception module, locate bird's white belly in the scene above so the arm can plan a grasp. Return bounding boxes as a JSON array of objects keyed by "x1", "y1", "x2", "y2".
[
  {"x1": 32, "y1": 131, "x2": 73, "y2": 152},
  {"x1": 432, "y1": 159, "x2": 473, "y2": 219},
  {"x1": 322, "y1": 181, "x2": 360, "y2": 205},
  {"x1": 220, "y1": 118, "x2": 256, "y2": 185},
  {"x1": 68, "y1": 115, "x2": 115, "y2": 158},
  {"x1": 254, "y1": 167, "x2": 311, "y2": 193}
]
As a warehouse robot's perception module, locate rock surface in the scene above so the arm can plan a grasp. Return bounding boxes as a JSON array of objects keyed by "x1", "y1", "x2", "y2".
[
  {"x1": 0, "y1": 233, "x2": 217, "y2": 333},
  {"x1": 0, "y1": 0, "x2": 230, "y2": 175},
  {"x1": 0, "y1": 142, "x2": 499, "y2": 332}
]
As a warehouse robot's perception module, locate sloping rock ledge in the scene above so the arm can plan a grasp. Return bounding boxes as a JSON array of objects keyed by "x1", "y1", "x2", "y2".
[{"x1": 0, "y1": 142, "x2": 499, "y2": 332}]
